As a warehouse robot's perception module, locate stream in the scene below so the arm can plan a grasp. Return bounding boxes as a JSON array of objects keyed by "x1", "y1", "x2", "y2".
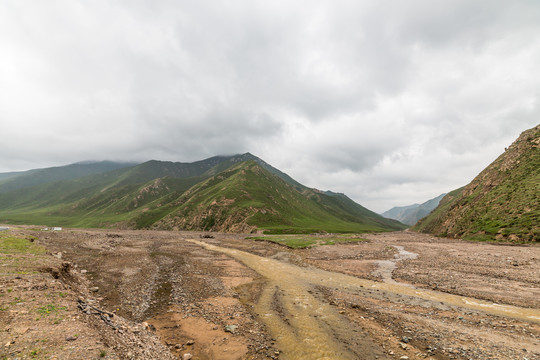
[
  {"x1": 372, "y1": 245, "x2": 418, "y2": 285},
  {"x1": 188, "y1": 239, "x2": 540, "y2": 360}
]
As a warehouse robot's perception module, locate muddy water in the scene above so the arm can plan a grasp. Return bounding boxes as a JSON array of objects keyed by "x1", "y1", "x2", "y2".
[
  {"x1": 373, "y1": 245, "x2": 418, "y2": 284},
  {"x1": 188, "y1": 239, "x2": 540, "y2": 359}
]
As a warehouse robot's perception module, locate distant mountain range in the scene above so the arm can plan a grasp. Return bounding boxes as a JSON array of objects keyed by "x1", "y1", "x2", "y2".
[
  {"x1": 414, "y1": 124, "x2": 540, "y2": 242},
  {"x1": 0, "y1": 153, "x2": 405, "y2": 234},
  {"x1": 381, "y1": 193, "x2": 446, "y2": 226}
]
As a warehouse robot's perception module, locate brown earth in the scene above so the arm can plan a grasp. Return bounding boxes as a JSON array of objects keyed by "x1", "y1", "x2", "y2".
[{"x1": 1, "y1": 227, "x2": 539, "y2": 359}]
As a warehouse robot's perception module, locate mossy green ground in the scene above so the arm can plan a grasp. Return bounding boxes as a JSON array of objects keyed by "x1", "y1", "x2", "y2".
[
  {"x1": 247, "y1": 234, "x2": 368, "y2": 249},
  {"x1": 0, "y1": 233, "x2": 43, "y2": 255}
]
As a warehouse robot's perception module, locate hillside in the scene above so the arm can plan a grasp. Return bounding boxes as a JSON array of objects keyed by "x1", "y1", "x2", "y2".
[
  {"x1": 0, "y1": 161, "x2": 135, "y2": 193},
  {"x1": 142, "y1": 161, "x2": 404, "y2": 233},
  {"x1": 382, "y1": 193, "x2": 446, "y2": 226},
  {"x1": 413, "y1": 124, "x2": 540, "y2": 242},
  {"x1": 0, "y1": 155, "x2": 405, "y2": 233}
]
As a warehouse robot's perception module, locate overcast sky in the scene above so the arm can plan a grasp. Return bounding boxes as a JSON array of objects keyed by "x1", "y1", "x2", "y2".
[{"x1": 1, "y1": 0, "x2": 539, "y2": 212}]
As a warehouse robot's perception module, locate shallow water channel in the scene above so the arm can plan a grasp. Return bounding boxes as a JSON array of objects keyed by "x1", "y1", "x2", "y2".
[
  {"x1": 188, "y1": 239, "x2": 540, "y2": 360},
  {"x1": 372, "y1": 245, "x2": 418, "y2": 285}
]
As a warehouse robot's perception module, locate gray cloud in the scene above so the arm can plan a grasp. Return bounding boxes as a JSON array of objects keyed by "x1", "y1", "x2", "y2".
[{"x1": 1, "y1": 0, "x2": 539, "y2": 212}]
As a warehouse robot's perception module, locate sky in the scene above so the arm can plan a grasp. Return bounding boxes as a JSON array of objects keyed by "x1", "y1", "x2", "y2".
[{"x1": 1, "y1": 0, "x2": 539, "y2": 213}]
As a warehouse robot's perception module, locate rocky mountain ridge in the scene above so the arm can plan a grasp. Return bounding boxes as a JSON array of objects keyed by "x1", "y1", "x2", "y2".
[{"x1": 382, "y1": 193, "x2": 446, "y2": 226}]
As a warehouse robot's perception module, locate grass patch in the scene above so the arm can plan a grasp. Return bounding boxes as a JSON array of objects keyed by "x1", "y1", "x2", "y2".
[
  {"x1": 36, "y1": 303, "x2": 68, "y2": 316},
  {"x1": 248, "y1": 234, "x2": 367, "y2": 249},
  {"x1": 463, "y1": 233, "x2": 497, "y2": 242},
  {"x1": 0, "y1": 232, "x2": 45, "y2": 255}
]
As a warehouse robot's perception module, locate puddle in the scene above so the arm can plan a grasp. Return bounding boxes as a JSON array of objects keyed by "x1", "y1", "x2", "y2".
[{"x1": 188, "y1": 239, "x2": 540, "y2": 360}]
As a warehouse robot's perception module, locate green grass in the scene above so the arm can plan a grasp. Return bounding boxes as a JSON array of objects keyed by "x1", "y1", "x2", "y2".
[
  {"x1": 0, "y1": 232, "x2": 45, "y2": 255},
  {"x1": 36, "y1": 303, "x2": 68, "y2": 315},
  {"x1": 463, "y1": 234, "x2": 497, "y2": 242},
  {"x1": 248, "y1": 234, "x2": 368, "y2": 249}
]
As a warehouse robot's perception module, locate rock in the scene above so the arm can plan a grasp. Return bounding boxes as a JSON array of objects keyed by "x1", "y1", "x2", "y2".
[
  {"x1": 90, "y1": 287, "x2": 99, "y2": 292},
  {"x1": 65, "y1": 336, "x2": 77, "y2": 341},
  {"x1": 13, "y1": 327, "x2": 29, "y2": 335},
  {"x1": 401, "y1": 336, "x2": 410, "y2": 343},
  {"x1": 400, "y1": 357, "x2": 409, "y2": 360},
  {"x1": 183, "y1": 354, "x2": 193, "y2": 360},
  {"x1": 224, "y1": 324, "x2": 238, "y2": 333},
  {"x1": 80, "y1": 269, "x2": 87, "y2": 274},
  {"x1": 400, "y1": 342, "x2": 408, "y2": 350},
  {"x1": 186, "y1": 340, "x2": 195, "y2": 345}
]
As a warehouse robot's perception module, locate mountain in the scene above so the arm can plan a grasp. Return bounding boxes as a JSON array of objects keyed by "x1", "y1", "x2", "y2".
[
  {"x1": 382, "y1": 193, "x2": 446, "y2": 226},
  {"x1": 0, "y1": 161, "x2": 136, "y2": 193},
  {"x1": 0, "y1": 154, "x2": 406, "y2": 234},
  {"x1": 413, "y1": 124, "x2": 540, "y2": 242}
]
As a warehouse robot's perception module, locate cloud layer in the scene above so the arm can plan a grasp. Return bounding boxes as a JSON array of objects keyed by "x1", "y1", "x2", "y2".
[{"x1": 1, "y1": 0, "x2": 539, "y2": 212}]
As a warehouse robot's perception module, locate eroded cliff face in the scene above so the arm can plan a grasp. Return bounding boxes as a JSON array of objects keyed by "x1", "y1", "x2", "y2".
[{"x1": 414, "y1": 124, "x2": 540, "y2": 242}]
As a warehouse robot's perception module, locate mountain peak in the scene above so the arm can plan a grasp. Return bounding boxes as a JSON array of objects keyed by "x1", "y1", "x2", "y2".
[{"x1": 0, "y1": 154, "x2": 405, "y2": 233}]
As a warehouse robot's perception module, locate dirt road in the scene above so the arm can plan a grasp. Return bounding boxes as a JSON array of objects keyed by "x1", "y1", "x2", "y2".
[{"x1": 17, "y1": 229, "x2": 540, "y2": 359}]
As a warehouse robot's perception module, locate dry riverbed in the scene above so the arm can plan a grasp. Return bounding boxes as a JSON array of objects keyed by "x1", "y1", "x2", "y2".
[{"x1": 1, "y1": 227, "x2": 539, "y2": 359}]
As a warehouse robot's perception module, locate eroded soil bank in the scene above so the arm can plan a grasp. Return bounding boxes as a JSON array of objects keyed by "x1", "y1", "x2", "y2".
[{"x1": 3, "y1": 227, "x2": 540, "y2": 359}]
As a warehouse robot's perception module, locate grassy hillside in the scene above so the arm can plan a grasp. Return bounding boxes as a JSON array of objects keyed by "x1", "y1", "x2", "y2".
[
  {"x1": 0, "y1": 161, "x2": 135, "y2": 193},
  {"x1": 414, "y1": 124, "x2": 540, "y2": 242},
  {"x1": 147, "y1": 161, "x2": 405, "y2": 233},
  {"x1": 0, "y1": 155, "x2": 404, "y2": 234}
]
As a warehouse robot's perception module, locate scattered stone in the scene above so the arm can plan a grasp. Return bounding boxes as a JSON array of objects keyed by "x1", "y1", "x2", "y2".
[
  {"x1": 80, "y1": 269, "x2": 87, "y2": 274},
  {"x1": 65, "y1": 336, "x2": 78, "y2": 341},
  {"x1": 224, "y1": 324, "x2": 238, "y2": 333},
  {"x1": 90, "y1": 287, "x2": 99, "y2": 292},
  {"x1": 401, "y1": 336, "x2": 410, "y2": 343},
  {"x1": 183, "y1": 353, "x2": 193, "y2": 360},
  {"x1": 400, "y1": 342, "x2": 408, "y2": 350},
  {"x1": 14, "y1": 327, "x2": 29, "y2": 335},
  {"x1": 399, "y1": 356, "x2": 409, "y2": 360}
]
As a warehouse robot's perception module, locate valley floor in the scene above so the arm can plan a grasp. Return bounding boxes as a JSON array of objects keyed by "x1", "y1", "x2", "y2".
[{"x1": 1, "y1": 227, "x2": 539, "y2": 359}]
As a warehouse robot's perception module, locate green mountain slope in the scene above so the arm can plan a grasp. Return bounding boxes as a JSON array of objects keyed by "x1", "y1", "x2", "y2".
[
  {"x1": 0, "y1": 155, "x2": 405, "y2": 233},
  {"x1": 139, "y1": 161, "x2": 405, "y2": 233},
  {"x1": 413, "y1": 124, "x2": 540, "y2": 242},
  {"x1": 0, "y1": 161, "x2": 135, "y2": 193}
]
